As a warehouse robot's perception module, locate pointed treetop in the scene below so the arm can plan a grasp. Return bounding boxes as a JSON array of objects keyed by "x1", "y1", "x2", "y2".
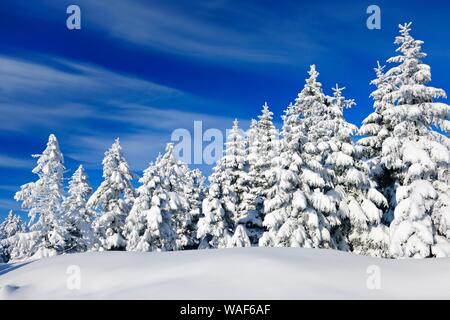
[
  {"x1": 69, "y1": 164, "x2": 91, "y2": 188},
  {"x1": 294, "y1": 65, "x2": 326, "y2": 112},
  {"x1": 104, "y1": 138, "x2": 122, "y2": 158},
  {"x1": 250, "y1": 118, "x2": 258, "y2": 129},
  {"x1": 332, "y1": 84, "x2": 345, "y2": 98},
  {"x1": 112, "y1": 137, "x2": 121, "y2": 149},
  {"x1": 261, "y1": 102, "x2": 272, "y2": 114},
  {"x1": 45, "y1": 133, "x2": 62, "y2": 153},
  {"x1": 309, "y1": 64, "x2": 318, "y2": 76},
  {"x1": 258, "y1": 102, "x2": 274, "y2": 124},
  {"x1": 165, "y1": 142, "x2": 174, "y2": 153},
  {"x1": 296, "y1": 64, "x2": 322, "y2": 96},
  {"x1": 375, "y1": 60, "x2": 384, "y2": 71},
  {"x1": 392, "y1": 22, "x2": 426, "y2": 60},
  {"x1": 164, "y1": 143, "x2": 176, "y2": 161},
  {"x1": 32, "y1": 133, "x2": 64, "y2": 170},
  {"x1": 398, "y1": 22, "x2": 413, "y2": 37},
  {"x1": 75, "y1": 164, "x2": 85, "y2": 174},
  {"x1": 331, "y1": 84, "x2": 355, "y2": 110},
  {"x1": 307, "y1": 64, "x2": 319, "y2": 83},
  {"x1": 232, "y1": 118, "x2": 239, "y2": 130},
  {"x1": 48, "y1": 133, "x2": 58, "y2": 143},
  {"x1": 374, "y1": 61, "x2": 385, "y2": 78}
]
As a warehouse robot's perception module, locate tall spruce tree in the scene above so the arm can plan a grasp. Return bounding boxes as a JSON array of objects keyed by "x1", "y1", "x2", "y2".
[
  {"x1": 88, "y1": 138, "x2": 135, "y2": 251},
  {"x1": 14, "y1": 134, "x2": 68, "y2": 259},
  {"x1": 380, "y1": 23, "x2": 450, "y2": 258},
  {"x1": 261, "y1": 66, "x2": 335, "y2": 248}
]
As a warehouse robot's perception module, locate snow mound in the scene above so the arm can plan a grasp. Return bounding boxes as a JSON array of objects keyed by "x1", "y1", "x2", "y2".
[{"x1": 1, "y1": 247, "x2": 449, "y2": 299}]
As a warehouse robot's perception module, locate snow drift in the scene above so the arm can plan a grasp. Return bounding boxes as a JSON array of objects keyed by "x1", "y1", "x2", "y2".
[{"x1": 1, "y1": 247, "x2": 449, "y2": 299}]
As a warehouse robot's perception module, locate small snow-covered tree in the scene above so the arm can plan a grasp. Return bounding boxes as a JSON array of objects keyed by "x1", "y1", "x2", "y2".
[
  {"x1": 159, "y1": 144, "x2": 195, "y2": 250},
  {"x1": 380, "y1": 23, "x2": 450, "y2": 258},
  {"x1": 228, "y1": 224, "x2": 251, "y2": 248},
  {"x1": 124, "y1": 143, "x2": 194, "y2": 251},
  {"x1": 197, "y1": 179, "x2": 233, "y2": 249},
  {"x1": 0, "y1": 211, "x2": 26, "y2": 262},
  {"x1": 14, "y1": 134, "x2": 68, "y2": 259},
  {"x1": 62, "y1": 165, "x2": 94, "y2": 253},
  {"x1": 123, "y1": 159, "x2": 170, "y2": 252},
  {"x1": 0, "y1": 211, "x2": 25, "y2": 239},
  {"x1": 198, "y1": 119, "x2": 249, "y2": 248},
  {"x1": 88, "y1": 138, "x2": 135, "y2": 251}
]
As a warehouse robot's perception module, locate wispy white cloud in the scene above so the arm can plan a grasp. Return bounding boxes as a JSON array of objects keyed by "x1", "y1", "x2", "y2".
[
  {"x1": 0, "y1": 185, "x2": 19, "y2": 192},
  {"x1": 0, "y1": 55, "x2": 247, "y2": 172},
  {"x1": 0, "y1": 154, "x2": 34, "y2": 170},
  {"x1": 65, "y1": 106, "x2": 247, "y2": 171},
  {"x1": 0, "y1": 199, "x2": 20, "y2": 213},
  {"x1": 28, "y1": 0, "x2": 324, "y2": 65},
  {"x1": 0, "y1": 55, "x2": 192, "y2": 134},
  {"x1": 0, "y1": 55, "x2": 181, "y2": 104}
]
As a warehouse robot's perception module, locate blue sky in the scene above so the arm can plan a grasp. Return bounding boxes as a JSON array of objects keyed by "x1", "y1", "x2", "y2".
[{"x1": 1, "y1": 0, "x2": 450, "y2": 220}]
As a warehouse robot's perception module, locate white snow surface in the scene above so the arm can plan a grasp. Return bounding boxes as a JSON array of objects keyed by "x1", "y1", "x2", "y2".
[{"x1": 1, "y1": 247, "x2": 449, "y2": 299}]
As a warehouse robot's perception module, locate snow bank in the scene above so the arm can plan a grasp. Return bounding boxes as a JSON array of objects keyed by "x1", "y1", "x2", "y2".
[{"x1": 1, "y1": 247, "x2": 449, "y2": 299}]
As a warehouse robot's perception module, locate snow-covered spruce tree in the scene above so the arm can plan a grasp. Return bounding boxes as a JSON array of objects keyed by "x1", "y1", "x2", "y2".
[
  {"x1": 197, "y1": 169, "x2": 233, "y2": 249},
  {"x1": 88, "y1": 138, "x2": 135, "y2": 251},
  {"x1": 260, "y1": 67, "x2": 336, "y2": 249},
  {"x1": 0, "y1": 211, "x2": 26, "y2": 262},
  {"x1": 326, "y1": 85, "x2": 389, "y2": 257},
  {"x1": 158, "y1": 144, "x2": 196, "y2": 250},
  {"x1": 197, "y1": 120, "x2": 248, "y2": 248},
  {"x1": 0, "y1": 211, "x2": 25, "y2": 239},
  {"x1": 223, "y1": 119, "x2": 249, "y2": 225},
  {"x1": 266, "y1": 66, "x2": 337, "y2": 248},
  {"x1": 123, "y1": 143, "x2": 195, "y2": 251},
  {"x1": 123, "y1": 157, "x2": 168, "y2": 252},
  {"x1": 359, "y1": 62, "x2": 397, "y2": 224},
  {"x1": 62, "y1": 165, "x2": 94, "y2": 253},
  {"x1": 14, "y1": 134, "x2": 68, "y2": 259},
  {"x1": 221, "y1": 119, "x2": 252, "y2": 247},
  {"x1": 242, "y1": 104, "x2": 279, "y2": 244},
  {"x1": 259, "y1": 102, "x2": 304, "y2": 247},
  {"x1": 380, "y1": 23, "x2": 450, "y2": 258}
]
